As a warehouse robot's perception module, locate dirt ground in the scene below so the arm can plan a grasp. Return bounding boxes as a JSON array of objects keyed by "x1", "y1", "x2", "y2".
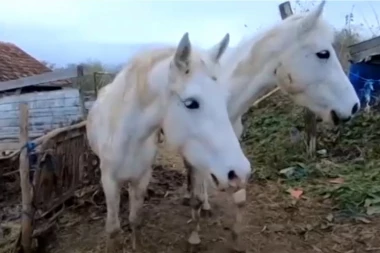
[
  {"x1": 39, "y1": 143, "x2": 380, "y2": 253},
  {"x1": 2, "y1": 91, "x2": 380, "y2": 253}
]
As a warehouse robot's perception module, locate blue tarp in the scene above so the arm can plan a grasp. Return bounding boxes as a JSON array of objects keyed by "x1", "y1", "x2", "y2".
[{"x1": 349, "y1": 62, "x2": 380, "y2": 108}]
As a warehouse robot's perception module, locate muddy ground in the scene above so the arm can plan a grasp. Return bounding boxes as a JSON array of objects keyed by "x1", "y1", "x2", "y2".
[{"x1": 46, "y1": 142, "x2": 380, "y2": 253}]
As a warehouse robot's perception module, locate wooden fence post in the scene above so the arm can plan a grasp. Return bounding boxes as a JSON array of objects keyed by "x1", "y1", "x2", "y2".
[
  {"x1": 279, "y1": 1, "x2": 317, "y2": 157},
  {"x1": 77, "y1": 65, "x2": 87, "y2": 119},
  {"x1": 19, "y1": 103, "x2": 33, "y2": 253},
  {"x1": 93, "y1": 72, "x2": 98, "y2": 98}
]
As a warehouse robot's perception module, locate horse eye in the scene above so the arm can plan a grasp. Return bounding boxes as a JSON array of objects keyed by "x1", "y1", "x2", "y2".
[
  {"x1": 183, "y1": 98, "x2": 200, "y2": 110},
  {"x1": 316, "y1": 50, "x2": 330, "y2": 59}
]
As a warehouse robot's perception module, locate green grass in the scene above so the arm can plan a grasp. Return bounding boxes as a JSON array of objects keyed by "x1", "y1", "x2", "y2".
[{"x1": 242, "y1": 92, "x2": 380, "y2": 215}]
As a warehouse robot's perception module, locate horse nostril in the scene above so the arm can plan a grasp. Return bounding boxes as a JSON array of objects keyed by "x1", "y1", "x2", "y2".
[
  {"x1": 342, "y1": 116, "x2": 352, "y2": 123},
  {"x1": 228, "y1": 170, "x2": 238, "y2": 181},
  {"x1": 330, "y1": 110, "x2": 339, "y2": 126},
  {"x1": 210, "y1": 173, "x2": 219, "y2": 186},
  {"x1": 351, "y1": 102, "x2": 359, "y2": 115}
]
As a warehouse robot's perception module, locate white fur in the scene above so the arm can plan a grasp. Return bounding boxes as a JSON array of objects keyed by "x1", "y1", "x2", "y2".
[
  {"x1": 224, "y1": 0, "x2": 359, "y2": 125},
  {"x1": 86, "y1": 32, "x2": 250, "y2": 249},
  {"x1": 192, "y1": 0, "x2": 360, "y2": 216}
]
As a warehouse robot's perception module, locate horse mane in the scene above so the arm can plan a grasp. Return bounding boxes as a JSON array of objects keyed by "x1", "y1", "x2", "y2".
[
  {"x1": 99, "y1": 45, "x2": 208, "y2": 132},
  {"x1": 92, "y1": 47, "x2": 176, "y2": 133},
  {"x1": 112, "y1": 47, "x2": 177, "y2": 107},
  {"x1": 227, "y1": 13, "x2": 334, "y2": 78}
]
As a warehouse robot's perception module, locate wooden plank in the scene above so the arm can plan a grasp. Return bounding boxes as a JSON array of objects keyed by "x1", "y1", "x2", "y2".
[
  {"x1": 18, "y1": 103, "x2": 34, "y2": 253},
  {"x1": 0, "y1": 89, "x2": 84, "y2": 140},
  {"x1": 350, "y1": 44, "x2": 380, "y2": 63},
  {"x1": 0, "y1": 142, "x2": 21, "y2": 151},
  {"x1": 77, "y1": 65, "x2": 87, "y2": 118},
  {"x1": 349, "y1": 35, "x2": 380, "y2": 54},
  {"x1": 0, "y1": 88, "x2": 80, "y2": 106},
  {"x1": 0, "y1": 115, "x2": 81, "y2": 130},
  {"x1": 0, "y1": 107, "x2": 81, "y2": 119},
  {"x1": 0, "y1": 67, "x2": 85, "y2": 93}
]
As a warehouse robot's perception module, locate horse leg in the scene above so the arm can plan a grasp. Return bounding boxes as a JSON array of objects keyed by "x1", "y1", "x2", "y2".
[
  {"x1": 182, "y1": 158, "x2": 193, "y2": 206},
  {"x1": 187, "y1": 171, "x2": 208, "y2": 246},
  {"x1": 230, "y1": 189, "x2": 247, "y2": 252},
  {"x1": 101, "y1": 171, "x2": 121, "y2": 253},
  {"x1": 200, "y1": 179, "x2": 212, "y2": 217},
  {"x1": 128, "y1": 168, "x2": 152, "y2": 250},
  {"x1": 182, "y1": 159, "x2": 212, "y2": 217}
]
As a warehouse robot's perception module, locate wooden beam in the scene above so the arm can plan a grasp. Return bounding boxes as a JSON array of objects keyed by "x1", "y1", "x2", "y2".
[
  {"x1": 0, "y1": 67, "x2": 88, "y2": 93},
  {"x1": 348, "y1": 35, "x2": 380, "y2": 55}
]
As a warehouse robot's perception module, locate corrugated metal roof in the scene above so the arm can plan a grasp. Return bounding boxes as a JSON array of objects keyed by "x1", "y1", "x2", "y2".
[{"x1": 348, "y1": 36, "x2": 380, "y2": 64}]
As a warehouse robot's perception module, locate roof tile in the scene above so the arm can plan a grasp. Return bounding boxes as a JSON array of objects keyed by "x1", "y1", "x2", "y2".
[{"x1": 0, "y1": 41, "x2": 72, "y2": 90}]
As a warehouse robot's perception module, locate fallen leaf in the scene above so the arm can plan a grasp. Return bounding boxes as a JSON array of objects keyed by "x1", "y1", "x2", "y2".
[
  {"x1": 279, "y1": 167, "x2": 296, "y2": 175},
  {"x1": 288, "y1": 188, "x2": 303, "y2": 199},
  {"x1": 366, "y1": 205, "x2": 380, "y2": 216},
  {"x1": 328, "y1": 178, "x2": 344, "y2": 184},
  {"x1": 364, "y1": 197, "x2": 380, "y2": 207},
  {"x1": 317, "y1": 149, "x2": 327, "y2": 155},
  {"x1": 267, "y1": 224, "x2": 285, "y2": 232},
  {"x1": 326, "y1": 213, "x2": 334, "y2": 222},
  {"x1": 312, "y1": 245, "x2": 323, "y2": 252}
]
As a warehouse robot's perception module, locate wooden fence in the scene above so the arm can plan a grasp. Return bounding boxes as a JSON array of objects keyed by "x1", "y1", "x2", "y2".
[
  {"x1": 0, "y1": 65, "x2": 103, "y2": 253},
  {"x1": 0, "y1": 65, "x2": 120, "y2": 253}
]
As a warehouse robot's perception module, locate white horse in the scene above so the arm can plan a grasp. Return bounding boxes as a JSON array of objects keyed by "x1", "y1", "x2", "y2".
[
  {"x1": 181, "y1": 0, "x2": 360, "y2": 223},
  {"x1": 86, "y1": 33, "x2": 251, "y2": 252}
]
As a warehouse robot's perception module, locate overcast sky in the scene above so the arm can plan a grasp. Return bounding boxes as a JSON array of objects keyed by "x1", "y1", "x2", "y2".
[{"x1": 0, "y1": 0, "x2": 379, "y2": 65}]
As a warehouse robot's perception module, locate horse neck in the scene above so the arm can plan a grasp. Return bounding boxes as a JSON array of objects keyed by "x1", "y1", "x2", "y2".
[
  {"x1": 223, "y1": 26, "x2": 292, "y2": 122},
  {"x1": 135, "y1": 59, "x2": 172, "y2": 137},
  {"x1": 106, "y1": 58, "x2": 171, "y2": 142}
]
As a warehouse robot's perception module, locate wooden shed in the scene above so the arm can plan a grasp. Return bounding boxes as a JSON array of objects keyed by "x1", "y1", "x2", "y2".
[{"x1": 0, "y1": 42, "x2": 86, "y2": 150}]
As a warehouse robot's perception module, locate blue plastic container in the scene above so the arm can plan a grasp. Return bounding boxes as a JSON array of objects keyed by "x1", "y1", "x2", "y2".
[{"x1": 349, "y1": 62, "x2": 380, "y2": 106}]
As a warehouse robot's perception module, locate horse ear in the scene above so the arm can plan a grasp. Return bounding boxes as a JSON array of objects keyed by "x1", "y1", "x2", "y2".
[
  {"x1": 174, "y1": 32, "x2": 191, "y2": 71},
  {"x1": 209, "y1": 33, "x2": 230, "y2": 63},
  {"x1": 299, "y1": 0, "x2": 326, "y2": 35}
]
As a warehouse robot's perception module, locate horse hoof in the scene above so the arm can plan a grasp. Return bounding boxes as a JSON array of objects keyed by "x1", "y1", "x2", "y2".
[
  {"x1": 105, "y1": 232, "x2": 123, "y2": 253},
  {"x1": 188, "y1": 231, "x2": 201, "y2": 245},
  {"x1": 200, "y1": 208, "x2": 213, "y2": 218},
  {"x1": 229, "y1": 245, "x2": 246, "y2": 253}
]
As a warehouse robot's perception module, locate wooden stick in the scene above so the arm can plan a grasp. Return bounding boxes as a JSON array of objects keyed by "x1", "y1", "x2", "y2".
[
  {"x1": 77, "y1": 65, "x2": 87, "y2": 119},
  {"x1": 18, "y1": 103, "x2": 34, "y2": 253},
  {"x1": 252, "y1": 87, "x2": 280, "y2": 107}
]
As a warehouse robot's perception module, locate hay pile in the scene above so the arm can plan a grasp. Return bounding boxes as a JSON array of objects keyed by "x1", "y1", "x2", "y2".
[{"x1": 241, "y1": 90, "x2": 380, "y2": 214}]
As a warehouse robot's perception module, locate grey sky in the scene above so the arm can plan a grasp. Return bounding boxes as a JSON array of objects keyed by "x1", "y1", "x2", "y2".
[{"x1": 1, "y1": 0, "x2": 379, "y2": 66}]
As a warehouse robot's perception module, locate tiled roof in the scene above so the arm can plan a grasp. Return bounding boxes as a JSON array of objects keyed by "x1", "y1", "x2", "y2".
[{"x1": 0, "y1": 41, "x2": 71, "y2": 90}]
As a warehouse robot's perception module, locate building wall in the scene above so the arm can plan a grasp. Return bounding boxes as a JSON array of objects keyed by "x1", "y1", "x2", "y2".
[{"x1": 0, "y1": 88, "x2": 85, "y2": 141}]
